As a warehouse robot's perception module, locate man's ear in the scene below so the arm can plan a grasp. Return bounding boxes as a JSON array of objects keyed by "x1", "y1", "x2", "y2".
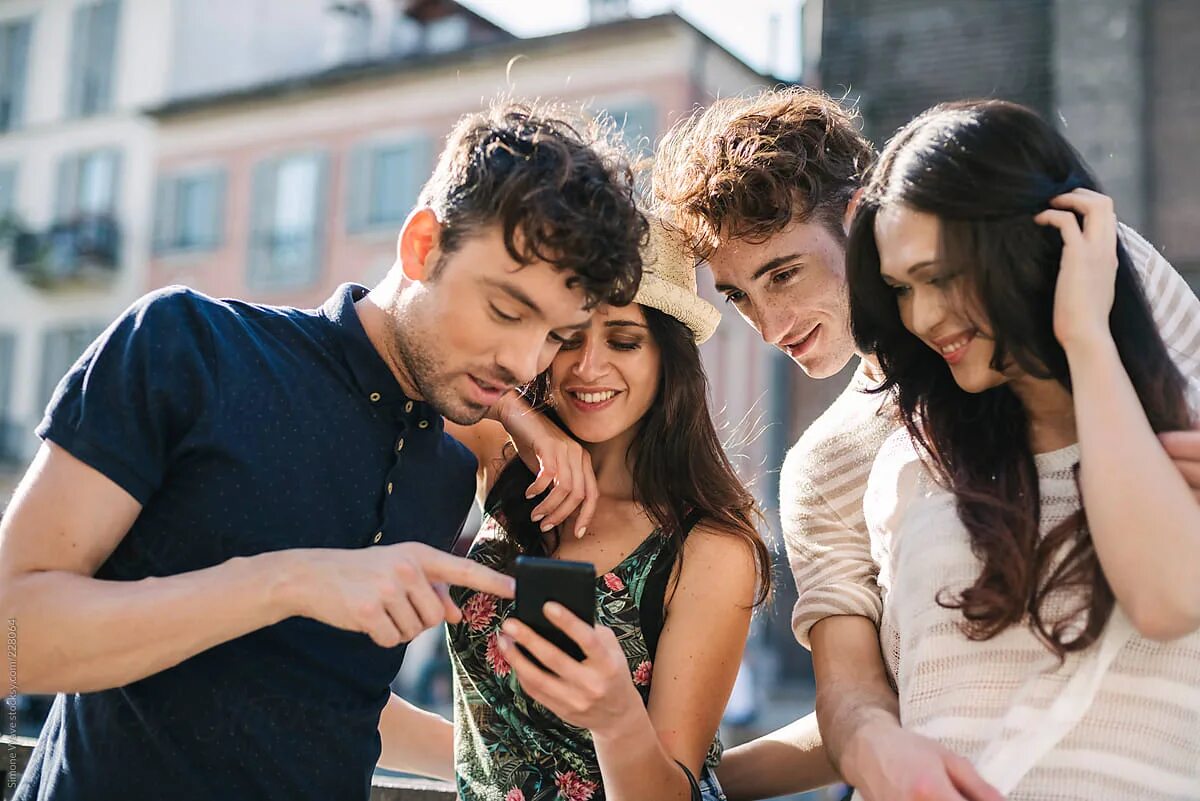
[
  {"x1": 843, "y1": 187, "x2": 865, "y2": 235},
  {"x1": 397, "y1": 208, "x2": 441, "y2": 282}
]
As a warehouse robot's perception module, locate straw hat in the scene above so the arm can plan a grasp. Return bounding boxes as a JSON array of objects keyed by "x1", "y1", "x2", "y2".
[{"x1": 634, "y1": 218, "x2": 722, "y2": 344}]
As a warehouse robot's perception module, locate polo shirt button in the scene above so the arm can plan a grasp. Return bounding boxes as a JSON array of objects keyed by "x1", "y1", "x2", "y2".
[
  {"x1": 404, "y1": 401, "x2": 414, "y2": 413},
  {"x1": 369, "y1": 392, "x2": 381, "y2": 402},
  {"x1": 396, "y1": 438, "x2": 405, "y2": 452},
  {"x1": 386, "y1": 482, "x2": 393, "y2": 495},
  {"x1": 418, "y1": 420, "x2": 429, "y2": 429},
  {"x1": 372, "y1": 531, "x2": 383, "y2": 544}
]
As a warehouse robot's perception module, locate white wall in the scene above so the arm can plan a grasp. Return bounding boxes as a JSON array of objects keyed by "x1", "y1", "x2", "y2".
[
  {"x1": 0, "y1": 0, "x2": 173, "y2": 471},
  {"x1": 169, "y1": 0, "x2": 405, "y2": 100}
]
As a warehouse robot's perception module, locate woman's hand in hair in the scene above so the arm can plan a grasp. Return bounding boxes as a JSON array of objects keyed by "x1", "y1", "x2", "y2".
[
  {"x1": 497, "y1": 602, "x2": 642, "y2": 736},
  {"x1": 1036, "y1": 188, "x2": 1120, "y2": 352},
  {"x1": 494, "y1": 393, "x2": 599, "y2": 538}
]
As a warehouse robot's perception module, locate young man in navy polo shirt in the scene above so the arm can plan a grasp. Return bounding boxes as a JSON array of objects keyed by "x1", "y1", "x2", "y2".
[{"x1": 0, "y1": 101, "x2": 647, "y2": 801}]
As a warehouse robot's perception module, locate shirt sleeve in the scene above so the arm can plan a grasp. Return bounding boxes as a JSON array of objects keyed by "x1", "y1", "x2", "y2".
[
  {"x1": 1120, "y1": 222, "x2": 1200, "y2": 384},
  {"x1": 781, "y1": 441, "x2": 884, "y2": 650},
  {"x1": 35, "y1": 287, "x2": 218, "y2": 505}
]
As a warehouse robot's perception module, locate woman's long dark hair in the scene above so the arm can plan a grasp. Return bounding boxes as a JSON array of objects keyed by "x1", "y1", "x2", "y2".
[
  {"x1": 484, "y1": 305, "x2": 773, "y2": 608},
  {"x1": 847, "y1": 100, "x2": 1193, "y2": 656}
]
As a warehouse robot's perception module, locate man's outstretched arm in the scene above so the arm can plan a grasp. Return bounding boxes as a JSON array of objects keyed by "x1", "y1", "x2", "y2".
[{"x1": 0, "y1": 443, "x2": 513, "y2": 694}]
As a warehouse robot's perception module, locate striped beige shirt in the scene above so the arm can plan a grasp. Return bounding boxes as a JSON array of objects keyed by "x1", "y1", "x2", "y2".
[
  {"x1": 783, "y1": 223, "x2": 1200, "y2": 648},
  {"x1": 866, "y1": 435, "x2": 1200, "y2": 799}
]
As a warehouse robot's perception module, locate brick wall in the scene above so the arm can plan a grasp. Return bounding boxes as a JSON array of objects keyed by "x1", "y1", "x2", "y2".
[
  {"x1": 1147, "y1": 0, "x2": 1200, "y2": 294},
  {"x1": 1053, "y1": 0, "x2": 1148, "y2": 231},
  {"x1": 819, "y1": 0, "x2": 1054, "y2": 145}
]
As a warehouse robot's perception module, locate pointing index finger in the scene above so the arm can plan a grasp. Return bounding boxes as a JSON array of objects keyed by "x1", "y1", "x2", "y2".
[{"x1": 421, "y1": 550, "x2": 516, "y2": 599}]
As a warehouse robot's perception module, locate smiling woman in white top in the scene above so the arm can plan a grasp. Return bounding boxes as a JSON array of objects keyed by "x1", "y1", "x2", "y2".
[{"x1": 846, "y1": 99, "x2": 1200, "y2": 800}]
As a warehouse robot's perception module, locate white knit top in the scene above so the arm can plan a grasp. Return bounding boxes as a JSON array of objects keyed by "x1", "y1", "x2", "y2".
[{"x1": 865, "y1": 432, "x2": 1200, "y2": 799}]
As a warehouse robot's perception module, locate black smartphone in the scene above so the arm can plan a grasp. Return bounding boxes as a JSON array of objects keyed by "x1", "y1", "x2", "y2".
[{"x1": 513, "y1": 556, "x2": 596, "y2": 663}]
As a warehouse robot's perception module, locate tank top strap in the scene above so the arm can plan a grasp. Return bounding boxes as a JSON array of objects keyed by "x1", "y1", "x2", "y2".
[{"x1": 638, "y1": 509, "x2": 704, "y2": 662}]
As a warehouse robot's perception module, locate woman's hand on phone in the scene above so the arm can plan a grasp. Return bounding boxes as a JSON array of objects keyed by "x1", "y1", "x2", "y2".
[{"x1": 498, "y1": 601, "x2": 642, "y2": 736}]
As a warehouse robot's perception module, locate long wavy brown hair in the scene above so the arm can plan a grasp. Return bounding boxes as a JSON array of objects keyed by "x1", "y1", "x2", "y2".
[
  {"x1": 847, "y1": 100, "x2": 1193, "y2": 656},
  {"x1": 484, "y1": 306, "x2": 774, "y2": 608}
]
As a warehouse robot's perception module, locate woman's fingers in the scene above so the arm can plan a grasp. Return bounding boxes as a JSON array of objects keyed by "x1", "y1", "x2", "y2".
[
  {"x1": 524, "y1": 455, "x2": 555, "y2": 500},
  {"x1": 575, "y1": 450, "x2": 598, "y2": 538},
  {"x1": 501, "y1": 617, "x2": 586, "y2": 679},
  {"x1": 535, "y1": 460, "x2": 587, "y2": 530},
  {"x1": 542, "y1": 602, "x2": 603, "y2": 659},
  {"x1": 1033, "y1": 208, "x2": 1084, "y2": 243},
  {"x1": 1047, "y1": 189, "x2": 1116, "y2": 240},
  {"x1": 498, "y1": 632, "x2": 577, "y2": 709}
]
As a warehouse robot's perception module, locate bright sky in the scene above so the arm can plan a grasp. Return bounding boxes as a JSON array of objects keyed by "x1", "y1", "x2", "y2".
[{"x1": 459, "y1": 0, "x2": 804, "y2": 80}]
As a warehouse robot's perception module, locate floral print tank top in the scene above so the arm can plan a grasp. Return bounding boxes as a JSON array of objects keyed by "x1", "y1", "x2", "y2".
[{"x1": 448, "y1": 516, "x2": 723, "y2": 801}]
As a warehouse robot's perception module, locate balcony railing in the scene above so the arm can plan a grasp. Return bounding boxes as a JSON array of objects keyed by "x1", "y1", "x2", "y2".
[
  {"x1": 0, "y1": 736, "x2": 455, "y2": 800},
  {"x1": 10, "y1": 214, "x2": 121, "y2": 289}
]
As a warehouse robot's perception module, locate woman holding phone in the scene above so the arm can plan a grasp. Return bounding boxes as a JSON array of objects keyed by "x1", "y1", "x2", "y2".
[
  {"x1": 847, "y1": 100, "x2": 1200, "y2": 798},
  {"x1": 378, "y1": 219, "x2": 773, "y2": 801}
]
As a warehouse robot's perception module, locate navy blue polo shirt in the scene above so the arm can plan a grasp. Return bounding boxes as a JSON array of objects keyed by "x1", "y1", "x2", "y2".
[{"x1": 17, "y1": 284, "x2": 476, "y2": 801}]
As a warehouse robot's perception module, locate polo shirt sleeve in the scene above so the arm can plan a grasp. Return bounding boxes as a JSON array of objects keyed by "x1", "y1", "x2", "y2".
[{"x1": 36, "y1": 287, "x2": 218, "y2": 505}]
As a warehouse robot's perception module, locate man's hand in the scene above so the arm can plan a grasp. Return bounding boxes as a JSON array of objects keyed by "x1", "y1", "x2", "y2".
[
  {"x1": 844, "y1": 719, "x2": 1003, "y2": 801},
  {"x1": 496, "y1": 393, "x2": 598, "y2": 538},
  {"x1": 810, "y1": 616, "x2": 1002, "y2": 801},
  {"x1": 1162, "y1": 428, "x2": 1200, "y2": 502},
  {"x1": 281, "y1": 542, "x2": 515, "y2": 647}
]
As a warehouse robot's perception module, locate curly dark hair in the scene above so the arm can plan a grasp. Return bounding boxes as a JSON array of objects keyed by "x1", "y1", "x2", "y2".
[
  {"x1": 652, "y1": 86, "x2": 875, "y2": 258},
  {"x1": 419, "y1": 99, "x2": 648, "y2": 308},
  {"x1": 847, "y1": 100, "x2": 1193, "y2": 657}
]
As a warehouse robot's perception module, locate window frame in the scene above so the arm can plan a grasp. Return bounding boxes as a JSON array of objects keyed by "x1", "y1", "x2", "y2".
[
  {"x1": 345, "y1": 133, "x2": 431, "y2": 235},
  {"x1": 247, "y1": 150, "x2": 329, "y2": 291},
  {"x1": 66, "y1": 0, "x2": 121, "y2": 119},
  {"x1": 0, "y1": 15, "x2": 33, "y2": 133},
  {"x1": 153, "y1": 167, "x2": 227, "y2": 256}
]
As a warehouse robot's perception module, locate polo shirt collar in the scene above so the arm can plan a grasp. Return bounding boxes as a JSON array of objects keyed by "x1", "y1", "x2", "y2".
[{"x1": 320, "y1": 283, "x2": 438, "y2": 423}]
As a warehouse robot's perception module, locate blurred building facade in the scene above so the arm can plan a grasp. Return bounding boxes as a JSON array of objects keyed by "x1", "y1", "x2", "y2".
[
  {"x1": 0, "y1": 0, "x2": 172, "y2": 483},
  {"x1": 144, "y1": 3, "x2": 785, "y2": 516},
  {"x1": 0, "y1": 2, "x2": 789, "y2": 533},
  {"x1": 816, "y1": 0, "x2": 1200, "y2": 294}
]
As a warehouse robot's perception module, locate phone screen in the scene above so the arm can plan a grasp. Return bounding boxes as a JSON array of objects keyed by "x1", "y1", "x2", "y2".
[{"x1": 513, "y1": 556, "x2": 596, "y2": 663}]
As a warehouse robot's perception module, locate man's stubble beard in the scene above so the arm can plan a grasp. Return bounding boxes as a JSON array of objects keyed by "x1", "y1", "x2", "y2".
[{"x1": 389, "y1": 313, "x2": 488, "y2": 426}]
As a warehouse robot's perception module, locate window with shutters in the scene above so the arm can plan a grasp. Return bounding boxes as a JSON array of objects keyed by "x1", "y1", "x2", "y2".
[
  {"x1": 67, "y1": 1, "x2": 120, "y2": 118},
  {"x1": 0, "y1": 17, "x2": 32, "y2": 132},
  {"x1": 347, "y1": 137, "x2": 430, "y2": 234},
  {"x1": 248, "y1": 151, "x2": 327, "y2": 289},
  {"x1": 55, "y1": 148, "x2": 120, "y2": 220},
  {"x1": 153, "y1": 169, "x2": 226, "y2": 254}
]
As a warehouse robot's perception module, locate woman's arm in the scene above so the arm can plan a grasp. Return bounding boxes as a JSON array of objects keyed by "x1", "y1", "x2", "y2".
[
  {"x1": 1042, "y1": 189, "x2": 1200, "y2": 641},
  {"x1": 376, "y1": 692, "x2": 454, "y2": 780},
  {"x1": 714, "y1": 711, "x2": 837, "y2": 800},
  {"x1": 604, "y1": 526, "x2": 759, "y2": 799},
  {"x1": 498, "y1": 525, "x2": 759, "y2": 801},
  {"x1": 441, "y1": 414, "x2": 512, "y2": 503},
  {"x1": 443, "y1": 393, "x2": 598, "y2": 536}
]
